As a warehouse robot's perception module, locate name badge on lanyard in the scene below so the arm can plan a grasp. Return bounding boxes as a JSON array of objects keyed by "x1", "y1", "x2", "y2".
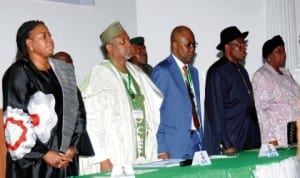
[{"x1": 132, "y1": 109, "x2": 144, "y2": 120}]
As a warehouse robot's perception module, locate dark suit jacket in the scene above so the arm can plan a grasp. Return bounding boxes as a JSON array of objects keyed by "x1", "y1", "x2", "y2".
[{"x1": 151, "y1": 55, "x2": 203, "y2": 158}]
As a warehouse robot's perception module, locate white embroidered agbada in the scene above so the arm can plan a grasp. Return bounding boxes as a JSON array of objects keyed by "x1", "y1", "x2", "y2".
[{"x1": 79, "y1": 60, "x2": 163, "y2": 175}]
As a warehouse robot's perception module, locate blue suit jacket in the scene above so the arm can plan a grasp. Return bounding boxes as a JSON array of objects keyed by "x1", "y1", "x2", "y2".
[{"x1": 151, "y1": 55, "x2": 203, "y2": 158}]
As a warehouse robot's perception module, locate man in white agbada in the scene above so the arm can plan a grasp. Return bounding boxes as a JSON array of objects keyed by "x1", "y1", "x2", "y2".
[{"x1": 79, "y1": 21, "x2": 163, "y2": 174}]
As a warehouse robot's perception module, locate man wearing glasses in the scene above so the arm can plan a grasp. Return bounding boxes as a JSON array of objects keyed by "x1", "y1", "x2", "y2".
[
  {"x1": 204, "y1": 26, "x2": 261, "y2": 155},
  {"x1": 151, "y1": 25, "x2": 204, "y2": 159}
]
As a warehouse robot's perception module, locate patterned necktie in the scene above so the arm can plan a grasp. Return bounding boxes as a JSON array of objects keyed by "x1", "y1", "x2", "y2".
[{"x1": 183, "y1": 65, "x2": 200, "y2": 129}]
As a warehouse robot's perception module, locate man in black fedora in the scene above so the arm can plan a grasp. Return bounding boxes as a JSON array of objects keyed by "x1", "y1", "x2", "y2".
[{"x1": 204, "y1": 26, "x2": 261, "y2": 155}]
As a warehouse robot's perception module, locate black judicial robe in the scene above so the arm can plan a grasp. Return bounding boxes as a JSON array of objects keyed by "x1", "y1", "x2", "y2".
[
  {"x1": 204, "y1": 57, "x2": 261, "y2": 155},
  {"x1": 2, "y1": 59, "x2": 94, "y2": 178}
]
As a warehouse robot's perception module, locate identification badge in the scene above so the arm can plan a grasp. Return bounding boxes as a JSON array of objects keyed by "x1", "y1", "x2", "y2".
[{"x1": 132, "y1": 109, "x2": 144, "y2": 119}]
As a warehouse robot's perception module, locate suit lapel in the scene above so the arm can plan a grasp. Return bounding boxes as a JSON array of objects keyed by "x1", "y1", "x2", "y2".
[
  {"x1": 167, "y1": 56, "x2": 189, "y2": 94},
  {"x1": 189, "y1": 67, "x2": 199, "y2": 97},
  {"x1": 189, "y1": 66, "x2": 201, "y2": 107}
]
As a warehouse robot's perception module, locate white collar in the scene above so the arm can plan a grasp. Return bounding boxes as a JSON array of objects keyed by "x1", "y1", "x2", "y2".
[{"x1": 172, "y1": 54, "x2": 187, "y2": 70}]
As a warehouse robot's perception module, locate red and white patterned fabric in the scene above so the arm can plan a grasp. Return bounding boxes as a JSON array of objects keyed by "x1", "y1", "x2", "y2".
[
  {"x1": 27, "y1": 91, "x2": 57, "y2": 143},
  {"x1": 4, "y1": 107, "x2": 36, "y2": 160},
  {"x1": 4, "y1": 91, "x2": 57, "y2": 160}
]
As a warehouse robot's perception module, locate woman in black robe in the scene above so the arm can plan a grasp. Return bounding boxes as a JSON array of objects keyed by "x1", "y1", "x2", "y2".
[{"x1": 2, "y1": 20, "x2": 94, "y2": 178}]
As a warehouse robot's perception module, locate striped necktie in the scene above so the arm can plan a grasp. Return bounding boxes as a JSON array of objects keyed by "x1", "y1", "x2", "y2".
[{"x1": 183, "y1": 65, "x2": 200, "y2": 129}]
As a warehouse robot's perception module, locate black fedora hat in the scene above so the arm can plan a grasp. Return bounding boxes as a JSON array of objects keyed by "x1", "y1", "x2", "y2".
[{"x1": 216, "y1": 26, "x2": 249, "y2": 50}]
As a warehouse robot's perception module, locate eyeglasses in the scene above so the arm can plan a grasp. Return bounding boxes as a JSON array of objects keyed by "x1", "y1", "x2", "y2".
[
  {"x1": 183, "y1": 42, "x2": 198, "y2": 49},
  {"x1": 228, "y1": 42, "x2": 248, "y2": 48}
]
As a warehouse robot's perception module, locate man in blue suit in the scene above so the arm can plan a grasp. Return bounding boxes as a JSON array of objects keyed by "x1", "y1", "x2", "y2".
[{"x1": 151, "y1": 26, "x2": 204, "y2": 159}]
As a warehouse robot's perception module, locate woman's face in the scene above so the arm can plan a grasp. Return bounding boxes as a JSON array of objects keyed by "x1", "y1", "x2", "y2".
[
  {"x1": 268, "y1": 45, "x2": 286, "y2": 69},
  {"x1": 26, "y1": 24, "x2": 54, "y2": 59}
]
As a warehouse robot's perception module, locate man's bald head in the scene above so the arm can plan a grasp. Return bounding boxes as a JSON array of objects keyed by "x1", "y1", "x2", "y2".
[
  {"x1": 170, "y1": 25, "x2": 196, "y2": 64},
  {"x1": 171, "y1": 26, "x2": 194, "y2": 44},
  {"x1": 53, "y1": 51, "x2": 73, "y2": 64}
]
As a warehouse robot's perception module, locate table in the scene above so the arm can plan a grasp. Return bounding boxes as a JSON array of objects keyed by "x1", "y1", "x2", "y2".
[{"x1": 72, "y1": 147, "x2": 299, "y2": 178}]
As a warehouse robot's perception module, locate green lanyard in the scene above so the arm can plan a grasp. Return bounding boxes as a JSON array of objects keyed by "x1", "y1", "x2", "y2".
[
  {"x1": 183, "y1": 65, "x2": 198, "y2": 109},
  {"x1": 109, "y1": 61, "x2": 139, "y2": 108},
  {"x1": 186, "y1": 67, "x2": 193, "y2": 85},
  {"x1": 183, "y1": 65, "x2": 193, "y2": 86},
  {"x1": 123, "y1": 72, "x2": 140, "y2": 109},
  {"x1": 109, "y1": 61, "x2": 147, "y2": 158}
]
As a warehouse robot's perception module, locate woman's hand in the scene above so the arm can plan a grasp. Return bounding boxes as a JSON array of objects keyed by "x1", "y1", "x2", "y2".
[
  {"x1": 64, "y1": 146, "x2": 78, "y2": 160},
  {"x1": 269, "y1": 140, "x2": 279, "y2": 146},
  {"x1": 58, "y1": 147, "x2": 78, "y2": 168},
  {"x1": 43, "y1": 150, "x2": 73, "y2": 168}
]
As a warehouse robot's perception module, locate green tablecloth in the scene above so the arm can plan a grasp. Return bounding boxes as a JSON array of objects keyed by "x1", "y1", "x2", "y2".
[{"x1": 73, "y1": 147, "x2": 297, "y2": 178}]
